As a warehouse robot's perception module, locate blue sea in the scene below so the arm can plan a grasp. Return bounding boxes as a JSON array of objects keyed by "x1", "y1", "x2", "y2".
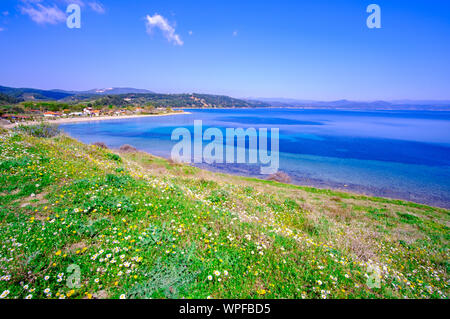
[{"x1": 59, "y1": 108, "x2": 450, "y2": 208}]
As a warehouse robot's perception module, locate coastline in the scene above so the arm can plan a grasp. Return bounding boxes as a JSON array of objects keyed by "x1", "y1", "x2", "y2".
[
  {"x1": 51, "y1": 109, "x2": 449, "y2": 210},
  {"x1": 180, "y1": 106, "x2": 450, "y2": 111},
  {"x1": 193, "y1": 162, "x2": 450, "y2": 210},
  {"x1": 1, "y1": 124, "x2": 448, "y2": 300},
  {"x1": 1, "y1": 111, "x2": 190, "y2": 129},
  {"x1": 12, "y1": 108, "x2": 448, "y2": 209}
]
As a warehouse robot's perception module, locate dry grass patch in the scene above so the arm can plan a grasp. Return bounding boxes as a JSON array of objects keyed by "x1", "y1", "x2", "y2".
[{"x1": 18, "y1": 192, "x2": 49, "y2": 209}]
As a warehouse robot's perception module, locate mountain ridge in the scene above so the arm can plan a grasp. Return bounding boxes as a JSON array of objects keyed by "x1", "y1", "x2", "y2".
[
  {"x1": 248, "y1": 97, "x2": 450, "y2": 109},
  {"x1": 1, "y1": 85, "x2": 449, "y2": 110}
]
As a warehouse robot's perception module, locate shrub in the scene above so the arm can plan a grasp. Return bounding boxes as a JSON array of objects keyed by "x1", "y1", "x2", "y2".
[
  {"x1": 78, "y1": 218, "x2": 111, "y2": 237},
  {"x1": 106, "y1": 153, "x2": 122, "y2": 162},
  {"x1": 14, "y1": 123, "x2": 60, "y2": 138},
  {"x1": 208, "y1": 189, "x2": 229, "y2": 203},
  {"x1": 119, "y1": 144, "x2": 138, "y2": 153},
  {"x1": 93, "y1": 142, "x2": 108, "y2": 149},
  {"x1": 128, "y1": 246, "x2": 198, "y2": 299},
  {"x1": 81, "y1": 194, "x2": 134, "y2": 215},
  {"x1": 397, "y1": 212, "x2": 421, "y2": 225},
  {"x1": 0, "y1": 157, "x2": 32, "y2": 170},
  {"x1": 267, "y1": 171, "x2": 292, "y2": 184},
  {"x1": 105, "y1": 174, "x2": 132, "y2": 188},
  {"x1": 243, "y1": 186, "x2": 254, "y2": 195}
]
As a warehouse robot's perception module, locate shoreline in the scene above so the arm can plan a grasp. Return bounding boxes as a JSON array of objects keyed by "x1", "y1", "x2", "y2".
[
  {"x1": 192, "y1": 162, "x2": 450, "y2": 210},
  {"x1": 105, "y1": 146, "x2": 450, "y2": 210},
  {"x1": 5, "y1": 109, "x2": 447, "y2": 209},
  {"x1": 180, "y1": 106, "x2": 450, "y2": 112},
  {"x1": 2, "y1": 111, "x2": 190, "y2": 129}
]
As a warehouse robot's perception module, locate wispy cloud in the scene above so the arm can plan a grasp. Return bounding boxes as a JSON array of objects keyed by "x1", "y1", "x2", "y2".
[
  {"x1": 0, "y1": 27, "x2": 4, "y2": 32},
  {"x1": 19, "y1": 0, "x2": 106, "y2": 25},
  {"x1": 232, "y1": 30, "x2": 238, "y2": 37},
  {"x1": 145, "y1": 13, "x2": 183, "y2": 46},
  {"x1": 62, "y1": 0, "x2": 85, "y2": 7},
  {"x1": 20, "y1": 2, "x2": 66, "y2": 25},
  {"x1": 88, "y1": 1, "x2": 105, "y2": 14}
]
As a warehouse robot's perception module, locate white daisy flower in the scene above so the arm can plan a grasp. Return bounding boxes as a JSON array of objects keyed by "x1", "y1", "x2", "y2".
[{"x1": 0, "y1": 290, "x2": 10, "y2": 299}]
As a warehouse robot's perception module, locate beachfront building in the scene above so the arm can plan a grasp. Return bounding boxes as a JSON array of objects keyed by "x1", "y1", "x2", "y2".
[
  {"x1": 83, "y1": 107, "x2": 93, "y2": 115},
  {"x1": 114, "y1": 110, "x2": 126, "y2": 116},
  {"x1": 1, "y1": 114, "x2": 31, "y2": 123},
  {"x1": 69, "y1": 112, "x2": 83, "y2": 117},
  {"x1": 1, "y1": 114, "x2": 31, "y2": 121},
  {"x1": 43, "y1": 112, "x2": 61, "y2": 118}
]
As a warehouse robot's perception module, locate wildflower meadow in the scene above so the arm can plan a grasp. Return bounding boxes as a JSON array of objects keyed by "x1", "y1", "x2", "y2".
[{"x1": 0, "y1": 128, "x2": 448, "y2": 299}]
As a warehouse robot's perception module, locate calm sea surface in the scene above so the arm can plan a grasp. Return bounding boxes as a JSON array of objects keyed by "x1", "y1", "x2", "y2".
[{"x1": 59, "y1": 108, "x2": 450, "y2": 208}]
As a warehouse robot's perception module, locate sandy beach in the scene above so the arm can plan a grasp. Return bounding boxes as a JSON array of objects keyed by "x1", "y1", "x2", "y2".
[{"x1": 1, "y1": 111, "x2": 190, "y2": 129}]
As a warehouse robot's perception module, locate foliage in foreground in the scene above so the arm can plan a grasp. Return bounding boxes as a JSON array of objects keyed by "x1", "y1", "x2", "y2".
[
  {"x1": 14, "y1": 123, "x2": 61, "y2": 138},
  {"x1": 0, "y1": 130, "x2": 448, "y2": 299}
]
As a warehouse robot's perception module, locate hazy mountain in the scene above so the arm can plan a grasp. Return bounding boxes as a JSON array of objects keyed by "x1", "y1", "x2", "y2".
[
  {"x1": 0, "y1": 86, "x2": 73, "y2": 101},
  {"x1": 251, "y1": 97, "x2": 450, "y2": 110},
  {"x1": 0, "y1": 86, "x2": 155, "y2": 100},
  {"x1": 1, "y1": 85, "x2": 449, "y2": 110},
  {"x1": 250, "y1": 97, "x2": 318, "y2": 104},
  {"x1": 390, "y1": 100, "x2": 450, "y2": 106},
  {"x1": 82, "y1": 88, "x2": 155, "y2": 95},
  {"x1": 0, "y1": 85, "x2": 267, "y2": 108}
]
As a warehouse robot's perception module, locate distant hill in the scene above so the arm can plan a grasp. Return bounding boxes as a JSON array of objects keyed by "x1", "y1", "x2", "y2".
[
  {"x1": 81, "y1": 87, "x2": 155, "y2": 95},
  {"x1": 0, "y1": 86, "x2": 73, "y2": 101},
  {"x1": 0, "y1": 85, "x2": 268, "y2": 108},
  {"x1": 85, "y1": 93, "x2": 268, "y2": 108},
  {"x1": 252, "y1": 97, "x2": 450, "y2": 110},
  {"x1": 0, "y1": 86, "x2": 154, "y2": 100},
  {"x1": 1, "y1": 85, "x2": 448, "y2": 110},
  {"x1": 0, "y1": 93, "x2": 21, "y2": 106}
]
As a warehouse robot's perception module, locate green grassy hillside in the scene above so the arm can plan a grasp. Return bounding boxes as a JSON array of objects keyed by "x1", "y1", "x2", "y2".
[{"x1": 0, "y1": 128, "x2": 448, "y2": 299}]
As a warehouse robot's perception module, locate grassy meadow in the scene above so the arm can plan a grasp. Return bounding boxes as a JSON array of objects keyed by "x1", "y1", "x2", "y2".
[{"x1": 0, "y1": 126, "x2": 448, "y2": 299}]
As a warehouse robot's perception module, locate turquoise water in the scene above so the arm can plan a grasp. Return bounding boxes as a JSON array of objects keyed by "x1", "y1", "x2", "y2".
[{"x1": 60, "y1": 108, "x2": 450, "y2": 208}]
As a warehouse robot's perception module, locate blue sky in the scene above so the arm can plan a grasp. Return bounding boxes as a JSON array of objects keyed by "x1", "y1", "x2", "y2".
[{"x1": 0, "y1": 0, "x2": 449, "y2": 100}]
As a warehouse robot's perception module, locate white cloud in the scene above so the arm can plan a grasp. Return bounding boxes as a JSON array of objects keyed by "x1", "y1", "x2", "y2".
[
  {"x1": 20, "y1": 3, "x2": 66, "y2": 25},
  {"x1": 232, "y1": 30, "x2": 238, "y2": 37},
  {"x1": 62, "y1": 0, "x2": 84, "y2": 6},
  {"x1": 0, "y1": 27, "x2": 4, "y2": 32},
  {"x1": 69, "y1": 0, "x2": 85, "y2": 6},
  {"x1": 19, "y1": 1, "x2": 105, "y2": 25},
  {"x1": 188, "y1": 30, "x2": 193, "y2": 35},
  {"x1": 21, "y1": 0, "x2": 85, "y2": 7},
  {"x1": 145, "y1": 13, "x2": 183, "y2": 46},
  {"x1": 88, "y1": 1, "x2": 105, "y2": 14}
]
